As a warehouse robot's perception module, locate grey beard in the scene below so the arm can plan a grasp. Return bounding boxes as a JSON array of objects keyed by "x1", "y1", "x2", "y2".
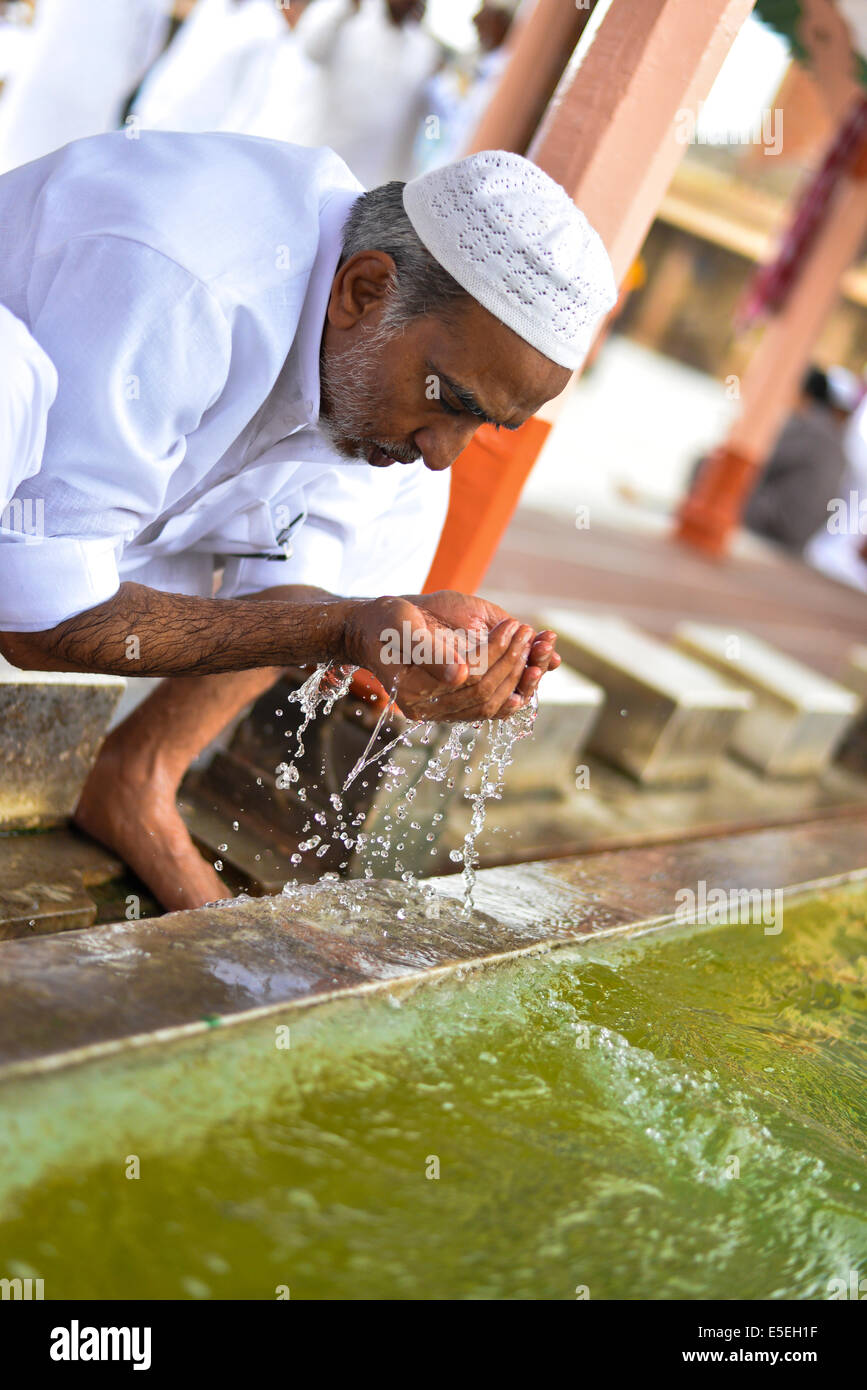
[{"x1": 318, "y1": 311, "x2": 421, "y2": 465}]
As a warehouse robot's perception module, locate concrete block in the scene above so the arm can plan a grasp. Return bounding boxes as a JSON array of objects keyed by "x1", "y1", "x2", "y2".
[
  {"x1": 0, "y1": 660, "x2": 125, "y2": 829},
  {"x1": 833, "y1": 645, "x2": 867, "y2": 776},
  {"x1": 540, "y1": 611, "x2": 752, "y2": 785},
  {"x1": 674, "y1": 623, "x2": 860, "y2": 777},
  {"x1": 843, "y1": 645, "x2": 867, "y2": 704},
  {"x1": 464, "y1": 660, "x2": 603, "y2": 798}
]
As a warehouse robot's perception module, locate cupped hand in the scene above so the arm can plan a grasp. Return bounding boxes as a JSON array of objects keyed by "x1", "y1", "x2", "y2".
[{"x1": 343, "y1": 591, "x2": 560, "y2": 722}]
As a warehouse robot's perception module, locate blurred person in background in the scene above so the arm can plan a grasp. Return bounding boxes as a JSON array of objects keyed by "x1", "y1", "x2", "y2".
[
  {"x1": 417, "y1": 0, "x2": 519, "y2": 172},
  {"x1": 0, "y1": 1, "x2": 37, "y2": 90},
  {"x1": 0, "y1": 0, "x2": 175, "y2": 173},
  {"x1": 129, "y1": 0, "x2": 319, "y2": 144},
  {"x1": 297, "y1": 0, "x2": 442, "y2": 186},
  {"x1": 805, "y1": 375, "x2": 867, "y2": 594},
  {"x1": 742, "y1": 365, "x2": 861, "y2": 555}
]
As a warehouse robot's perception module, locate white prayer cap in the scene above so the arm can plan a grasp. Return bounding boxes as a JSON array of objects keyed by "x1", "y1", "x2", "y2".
[{"x1": 402, "y1": 150, "x2": 617, "y2": 369}]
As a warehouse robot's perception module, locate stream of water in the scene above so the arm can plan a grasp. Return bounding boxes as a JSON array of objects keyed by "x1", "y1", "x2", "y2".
[{"x1": 262, "y1": 661, "x2": 538, "y2": 911}]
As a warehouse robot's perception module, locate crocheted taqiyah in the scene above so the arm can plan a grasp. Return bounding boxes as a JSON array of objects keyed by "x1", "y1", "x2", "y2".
[{"x1": 402, "y1": 149, "x2": 617, "y2": 369}]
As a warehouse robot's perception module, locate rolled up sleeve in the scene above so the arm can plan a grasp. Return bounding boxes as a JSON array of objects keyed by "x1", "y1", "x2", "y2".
[{"x1": 0, "y1": 235, "x2": 231, "y2": 631}]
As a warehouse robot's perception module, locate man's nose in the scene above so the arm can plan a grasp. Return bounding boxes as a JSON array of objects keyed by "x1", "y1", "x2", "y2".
[{"x1": 414, "y1": 420, "x2": 480, "y2": 472}]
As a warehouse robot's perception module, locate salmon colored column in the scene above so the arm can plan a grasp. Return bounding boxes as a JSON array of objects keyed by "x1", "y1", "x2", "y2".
[
  {"x1": 425, "y1": 0, "x2": 757, "y2": 602},
  {"x1": 676, "y1": 164, "x2": 867, "y2": 554},
  {"x1": 464, "y1": 0, "x2": 596, "y2": 158},
  {"x1": 528, "y1": 0, "x2": 758, "y2": 281}
]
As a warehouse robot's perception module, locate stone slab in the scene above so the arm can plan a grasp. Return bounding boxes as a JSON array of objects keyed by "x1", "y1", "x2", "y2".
[
  {"x1": 0, "y1": 879, "x2": 96, "y2": 940},
  {"x1": 1, "y1": 814, "x2": 866, "y2": 1079},
  {"x1": 674, "y1": 623, "x2": 860, "y2": 777},
  {"x1": 540, "y1": 610, "x2": 752, "y2": 784},
  {"x1": 0, "y1": 827, "x2": 124, "y2": 939},
  {"x1": 0, "y1": 661, "x2": 125, "y2": 829}
]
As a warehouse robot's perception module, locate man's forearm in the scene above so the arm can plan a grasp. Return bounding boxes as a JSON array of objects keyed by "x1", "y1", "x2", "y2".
[{"x1": 0, "y1": 582, "x2": 357, "y2": 676}]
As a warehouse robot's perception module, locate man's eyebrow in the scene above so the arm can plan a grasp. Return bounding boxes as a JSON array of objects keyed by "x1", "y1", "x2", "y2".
[{"x1": 427, "y1": 362, "x2": 521, "y2": 431}]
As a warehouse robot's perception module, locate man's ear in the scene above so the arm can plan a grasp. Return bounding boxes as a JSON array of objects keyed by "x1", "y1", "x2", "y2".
[{"x1": 327, "y1": 250, "x2": 396, "y2": 329}]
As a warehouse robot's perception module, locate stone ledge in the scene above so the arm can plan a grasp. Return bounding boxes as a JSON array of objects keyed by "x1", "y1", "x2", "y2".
[{"x1": 0, "y1": 814, "x2": 865, "y2": 1083}]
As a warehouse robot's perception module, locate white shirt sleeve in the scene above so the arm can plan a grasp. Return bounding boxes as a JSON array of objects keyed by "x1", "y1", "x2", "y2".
[{"x1": 0, "y1": 235, "x2": 232, "y2": 631}]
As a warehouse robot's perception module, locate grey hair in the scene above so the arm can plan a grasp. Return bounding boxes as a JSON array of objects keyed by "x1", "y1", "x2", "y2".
[{"x1": 339, "y1": 181, "x2": 470, "y2": 328}]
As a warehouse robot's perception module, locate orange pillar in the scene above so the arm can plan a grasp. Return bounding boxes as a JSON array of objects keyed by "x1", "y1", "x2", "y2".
[{"x1": 424, "y1": 416, "x2": 551, "y2": 594}]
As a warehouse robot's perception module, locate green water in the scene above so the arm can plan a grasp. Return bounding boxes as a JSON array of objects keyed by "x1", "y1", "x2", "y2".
[{"x1": 1, "y1": 887, "x2": 866, "y2": 1300}]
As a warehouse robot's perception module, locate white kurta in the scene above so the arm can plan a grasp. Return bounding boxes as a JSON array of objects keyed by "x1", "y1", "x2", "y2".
[
  {"x1": 0, "y1": 306, "x2": 58, "y2": 528},
  {"x1": 297, "y1": 0, "x2": 441, "y2": 186},
  {"x1": 131, "y1": 0, "x2": 322, "y2": 147},
  {"x1": 0, "y1": 0, "x2": 172, "y2": 174},
  {"x1": 0, "y1": 132, "x2": 449, "y2": 632}
]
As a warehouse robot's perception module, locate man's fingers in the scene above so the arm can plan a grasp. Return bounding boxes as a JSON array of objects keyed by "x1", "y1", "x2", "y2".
[
  {"x1": 440, "y1": 626, "x2": 532, "y2": 718},
  {"x1": 464, "y1": 616, "x2": 518, "y2": 680},
  {"x1": 515, "y1": 664, "x2": 542, "y2": 702}
]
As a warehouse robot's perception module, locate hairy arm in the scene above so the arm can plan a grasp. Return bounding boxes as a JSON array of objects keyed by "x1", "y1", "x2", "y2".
[
  {"x1": 0, "y1": 582, "x2": 355, "y2": 677},
  {"x1": 0, "y1": 581, "x2": 559, "y2": 722}
]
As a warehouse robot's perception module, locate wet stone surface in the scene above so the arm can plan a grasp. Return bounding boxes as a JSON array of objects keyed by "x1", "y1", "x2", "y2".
[
  {"x1": 0, "y1": 873, "x2": 634, "y2": 1071},
  {"x1": 540, "y1": 817, "x2": 867, "y2": 921},
  {"x1": 0, "y1": 674, "x2": 124, "y2": 829},
  {"x1": 0, "y1": 828, "x2": 125, "y2": 940},
  {"x1": 1, "y1": 817, "x2": 866, "y2": 1075}
]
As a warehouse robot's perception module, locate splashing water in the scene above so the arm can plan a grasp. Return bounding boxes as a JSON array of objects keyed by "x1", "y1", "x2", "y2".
[{"x1": 274, "y1": 664, "x2": 539, "y2": 911}]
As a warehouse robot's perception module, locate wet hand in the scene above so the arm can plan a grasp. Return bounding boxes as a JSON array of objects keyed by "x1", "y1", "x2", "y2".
[{"x1": 343, "y1": 592, "x2": 559, "y2": 722}]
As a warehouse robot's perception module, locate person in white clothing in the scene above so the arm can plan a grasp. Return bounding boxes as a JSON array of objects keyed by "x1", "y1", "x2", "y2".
[
  {"x1": 0, "y1": 0, "x2": 173, "y2": 173},
  {"x1": 805, "y1": 384, "x2": 867, "y2": 593},
  {"x1": 417, "y1": 1, "x2": 519, "y2": 171},
  {"x1": 0, "y1": 133, "x2": 615, "y2": 910},
  {"x1": 297, "y1": 0, "x2": 442, "y2": 186},
  {"x1": 130, "y1": 0, "x2": 320, "y2": 146}
]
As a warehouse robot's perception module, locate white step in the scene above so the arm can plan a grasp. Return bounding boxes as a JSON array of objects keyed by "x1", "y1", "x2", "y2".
[
  {"x1": 674, "y1": 623, "x2": 860, "y2": 777},
  {"x1": 540, "y1": 612, "x2": 752, "y2": 784}
]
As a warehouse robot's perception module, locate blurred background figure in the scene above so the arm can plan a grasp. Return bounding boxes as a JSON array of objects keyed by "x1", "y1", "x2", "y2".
[
  {"x1": 296, "y1": 0, "x2": 442, "y2": 186},
  {"x1": 0, "y1": 1, "x2": 37, "y2": 89},
  {"x1": 805, "y1": 379, "x2": 867, "y2": 593},
  {"x1": 741, "y1": 365, "x2": 861, "y2": 554},
  {"x1": 417, "y1": 0, "x2": 519, "y2": 171},
  {"x1": 0, "y1": 0, "x2": 175, "y2": 174},
  {"x1": 129, "y1": 0, "x2": 319, "y2": 144}
]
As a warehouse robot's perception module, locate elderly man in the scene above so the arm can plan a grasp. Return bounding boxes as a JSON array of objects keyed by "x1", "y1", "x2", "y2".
[{"x1": 0, "y1": 134, "x2": 615, "y2": 910}]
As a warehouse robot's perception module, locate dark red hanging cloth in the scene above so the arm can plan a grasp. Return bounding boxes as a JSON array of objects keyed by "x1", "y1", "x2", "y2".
[{"x1": 737, "y1": 92, "x2": 867, "y2": 329}]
